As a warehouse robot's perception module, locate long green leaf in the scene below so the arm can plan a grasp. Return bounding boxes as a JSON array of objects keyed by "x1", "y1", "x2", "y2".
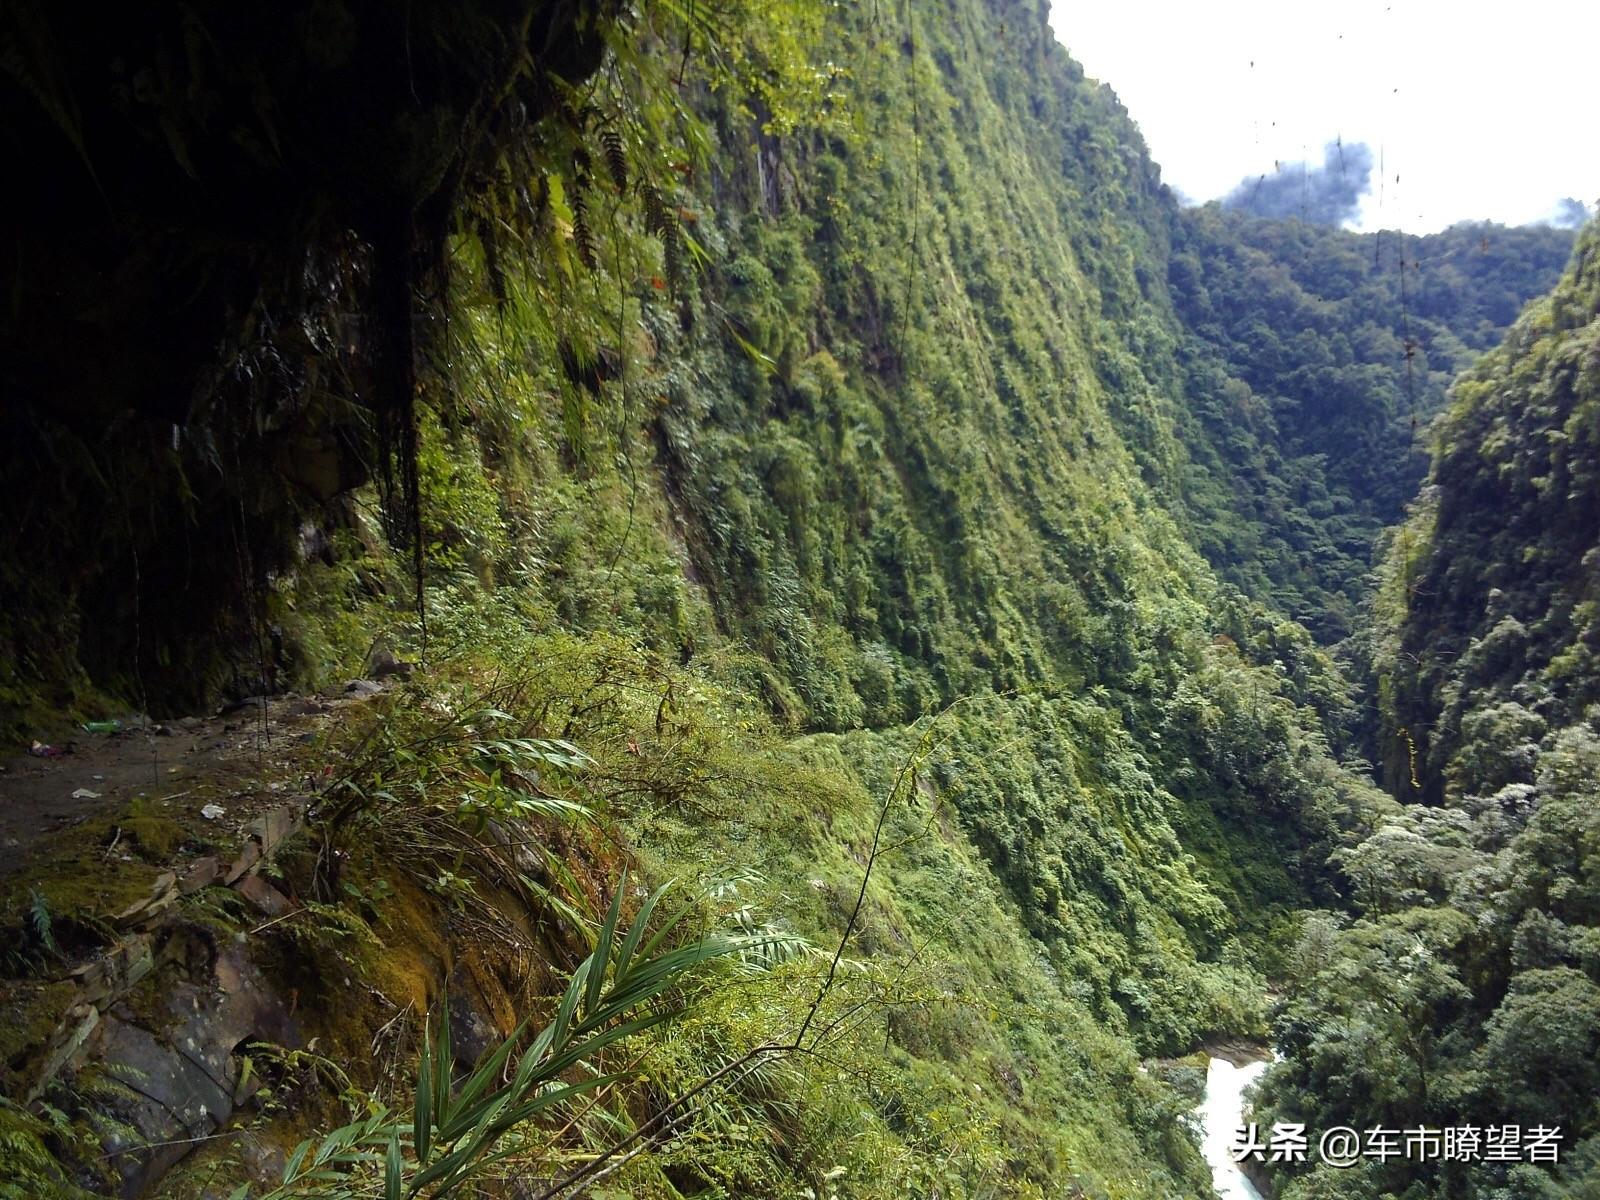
[
  {"x1": 477, "y1": 1070, "x2": 629, "y2": 1147},
  {"x1": 587, "y1": 870, "x2": 627, "y2": 1015},
  {"x1": 450, "y1": 1014, "x2": 531, "y2": 1115},
  {"x1": 384, "y1": 1135, "x2": 402, "y2": 1200},
  {"x1": 414, "y1": 1031, "x2": 432, "y2": 1164},
  {"x1": 551, "y1": 957, "x2": 589, "y2": 1049},
  {"x1": 614, "y1": 881, "x2": 671, "y2": 980},
  {"x1": 282, "y1": 1138, "x2": 313, "y2": 1184},
  {"x1": 265, "y1": 889, "x2": 760, "y2": 1198},
  {"x1": 530, "y1": 1010, "x2": 676, "y2": 1082},
  {"x1": 407, "y1": 1090, "x2": 515, "y2": 1195},
  {"x1": 635, "y1": 897, "x2": 696, "y2": 964},
  {"x1": 579, "y1": 934, "x2": 749, "y2": 1032},
  {"x1": 517, "y1": 871, "x2": 590, "y2": 933},
  {"x1": 432, "y1": 1004, "x2": 452, "y2": 1125},
  {"x1": 432, "y1": 1024, "x2": 553, "y2": 1143}
]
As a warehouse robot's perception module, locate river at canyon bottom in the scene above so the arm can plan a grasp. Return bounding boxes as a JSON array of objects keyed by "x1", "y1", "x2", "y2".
[{"x1": 1198, "y1": 1052, "x2": 1272, "y2": 1200}]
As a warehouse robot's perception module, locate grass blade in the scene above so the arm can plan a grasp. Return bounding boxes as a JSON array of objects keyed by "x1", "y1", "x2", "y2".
[{"x1": 384, "y1": 1134, "x2": 402, "y2": 1200}]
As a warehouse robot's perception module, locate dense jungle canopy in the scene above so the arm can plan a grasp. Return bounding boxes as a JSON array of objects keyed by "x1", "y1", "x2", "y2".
[{"x1": 1, "y1": 2, "x2": 1594, "y2": 1198}]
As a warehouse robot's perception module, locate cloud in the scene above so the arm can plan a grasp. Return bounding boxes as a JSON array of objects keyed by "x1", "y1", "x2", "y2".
[
  {"x1": 1220, "y1": 140, "x2": 1374, "y2": 226},
  {"x1": 1546, "y1": 197, "x2": 1594, "y2": 229}
]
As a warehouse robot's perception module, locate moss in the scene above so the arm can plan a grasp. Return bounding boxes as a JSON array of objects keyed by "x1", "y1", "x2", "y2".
[
  {"x1": 150, "y1": 1121, "x2": 302, "y2": 1200},
  {"x1": 0, "y1": 981, "x2": 77, "y2": 1096},
  {"x1": 1, "y1": 823, "x2": 160, "y2": 949},
  {"x1": 117, "y1": 815, "x2": 186, "y2": 864},
  {"x1": 302, "y1": 869, "x2": 447, "y2": 1059},
  {"x1": 115, "y1": 967, "x2": 177, "y2": 1035}
]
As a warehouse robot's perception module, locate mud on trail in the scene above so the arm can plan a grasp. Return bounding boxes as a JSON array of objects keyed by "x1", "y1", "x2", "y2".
[
  {"x1": 0, "y1": 666, "x2": 613, "y2": 1197},
  {"x1": 0, "y1": 689, "x2": 384, "y2": 883},
  {"x1": 0, "y1": 682, "x2": 402, "y2": 1008}
]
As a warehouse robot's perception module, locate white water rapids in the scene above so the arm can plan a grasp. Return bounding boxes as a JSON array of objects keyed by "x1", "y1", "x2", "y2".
[{"x1": 1198, "y1": 1053, "x2": 1272, "y2": 1200}]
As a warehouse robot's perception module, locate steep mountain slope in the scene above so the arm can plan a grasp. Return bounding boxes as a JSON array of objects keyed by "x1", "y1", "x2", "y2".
[
  {"x1": 385, "y1": 0, "x2": 1365, "y2": 1080},
  {"x1": 1169, "y1": 210, "x2": 1573, "y2": 642},
  {"x1": 0, "y1": 1, "x2": 1372, "y2": 1195},
  {"x1": 0, "y1": 0, "x2": 625, "y2": 729},
  {"x1": 2, "y1": 0, "x2": 1583, "y2": 1197},
  {"x1": 1252, "y1": 221, "x2": 1600, "y2": 1200},
  {"x1": 1378, "y1": 221, "x2": 1600, "y2": 802}
]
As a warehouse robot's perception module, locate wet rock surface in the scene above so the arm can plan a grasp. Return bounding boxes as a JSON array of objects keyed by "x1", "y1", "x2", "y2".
[{"x1": 89, "y1": 942, "x2": 299, "y2": 1197}]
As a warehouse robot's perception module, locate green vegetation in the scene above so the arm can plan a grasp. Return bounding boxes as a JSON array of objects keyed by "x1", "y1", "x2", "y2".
[
  {"x1": 1254, "y1": 221, "x2": 1600, "y2": 1200},
  {"x1": 1377, "y1": 221, "x2": 1600, "y2": 802},
  {"x1": 229, "y1": 1, "x2": 1375, "y2": 1188},
  {"x1": 3, "y1": 0, "x2": 1597, "y2": 1197},
  {"x1": 1170, "y1": 209, "x2": 1573, "y2": 642}
]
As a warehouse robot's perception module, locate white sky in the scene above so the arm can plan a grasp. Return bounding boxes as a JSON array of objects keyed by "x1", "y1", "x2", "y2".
[{"x1": 1047, "y1": 0, "x2": 1600, "y2": 232}]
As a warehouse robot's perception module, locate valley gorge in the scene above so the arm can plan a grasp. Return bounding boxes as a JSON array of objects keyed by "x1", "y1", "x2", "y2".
[{"x1": 1, "y1": 2, "x2": 1595, "y2": 1197}]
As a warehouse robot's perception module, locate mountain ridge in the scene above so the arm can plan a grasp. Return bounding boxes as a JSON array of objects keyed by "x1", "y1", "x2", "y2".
[{"x1": 0, "y1": 2, "x2": 1591, "y2": 1196}]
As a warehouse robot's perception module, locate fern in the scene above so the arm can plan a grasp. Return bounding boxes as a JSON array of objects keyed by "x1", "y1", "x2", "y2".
[
  {"x1": 663, "y1": 221, "x2": 685, "y2": 291},
  {"x1": 0, "y1": 2, "x2": 101, "y2": 199},
  {"x1": 27, "y1": 889, "x2": 57, "y2": 958},
  {"x1": 0, "y1": 1097, "x2": 93, "y2": 1200},
  {"x1": 3, "y1": 889, "x2": 60, "y2": 974},
  {"x1": 600, "y1": 127, "x2": 628, "y2": 190},
  {"x1": 571, "y1": 188, "x2": 597, "y2": 271},
  {"x1": 640, "y1": 181, "x2": 670, "y2": 237}
]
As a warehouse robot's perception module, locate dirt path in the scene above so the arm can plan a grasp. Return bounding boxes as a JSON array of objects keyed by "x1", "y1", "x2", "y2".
[
  {"x1": 0, "y1": 682, "x2": 397, "y2": 1196},
  {"x1": 0, "y1": 688, "x2": 381, "y2": 881}
]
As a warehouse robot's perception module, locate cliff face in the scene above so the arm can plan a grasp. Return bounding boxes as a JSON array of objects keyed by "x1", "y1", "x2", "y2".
[
  {"x1": 1247, "y1": 224, "x2": 1600, "y2": 1200},
  {"x1": 1377, "y1": 220, "x2": 1600, "y2": 805},
  {"x1": 2, "y1": 0, "x2": 1589, "y2": 1196},
  {"x1": 0, "y1": 0, "x2": 615, "y2": 724},
  {"x1": 5, "y1": 0, "x2": 1566, "y2": 751},
  {"x1": 1169, "y1": 210, "x2": 1573, "y2": 642},
  {"x1": 378, "y1": 0, "x2": 1364, "y2": 1054}
]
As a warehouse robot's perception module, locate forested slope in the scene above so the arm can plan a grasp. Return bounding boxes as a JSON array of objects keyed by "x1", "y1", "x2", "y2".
[
  {"x1": 1252, "y1": 221, "x2": 1600, "y2": 1200},
  {"x1": 1379, "y1": 221, "x2": 1600, "y2": 802},
  {"x1": 1169, "y1": 210, "x2": 1572, "y2": 642},
  {"x1": 0, "y1": 0, "x2": 1589, "y2": 1197}
]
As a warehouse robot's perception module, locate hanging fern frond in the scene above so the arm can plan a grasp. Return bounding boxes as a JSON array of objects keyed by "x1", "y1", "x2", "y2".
[
  {"x1": 663, "y1": 221, "x2": 685, "y2": 291},
  {"x1": 601, "y1": 127, "x2": 627, "y2": 190},
  {"x1": 475, "y1": 215, "x2": 506, "y2": 303},
  {"x1": 1, "y1": 1, "x2": 102, "y2": 196},
  {"x1": 640, "y1": 182, "x2": 670, "y2": 238},
  {"x1": 556, "y1": 98, "x2": 589, "y2": 133},
  {"x1": 531, "y1": 172, "x2": 551, "y2": 236},
  {"x1": 571, "y1": 188, "x2": 597, "y2": 271}
]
